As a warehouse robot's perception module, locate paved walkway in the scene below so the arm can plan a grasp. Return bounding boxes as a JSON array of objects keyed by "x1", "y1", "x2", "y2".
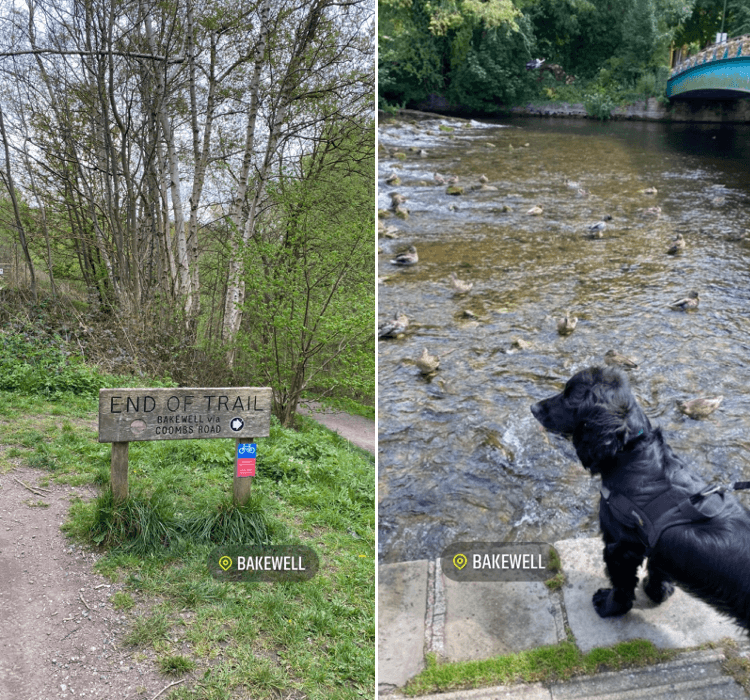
[
  {"x1": 379, "y1": 537, "x2": 750, "y2": 698},
  {"x1": 298, "y1": 401, "x2": 375, "y2": 454}
]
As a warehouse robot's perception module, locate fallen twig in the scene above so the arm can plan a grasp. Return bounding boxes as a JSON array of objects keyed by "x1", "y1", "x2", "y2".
[
  {"x1": 12, "y1": 476, "x2": 45, "y2": 497},
  {"x1": 151, "y1": 679, "x2": 185, "y2": 700},
  {"x1": 79, "y1": 592, "x2": 90, "y2": 610}
]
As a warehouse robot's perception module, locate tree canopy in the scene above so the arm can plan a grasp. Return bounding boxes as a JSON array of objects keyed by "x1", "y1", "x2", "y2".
[{"x1": 379, "y1": 0, "x2": 742, "y2": 112}]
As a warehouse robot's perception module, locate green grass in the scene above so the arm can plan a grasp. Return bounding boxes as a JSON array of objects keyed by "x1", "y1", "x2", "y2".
[
  {"x1": 404, "y1": 640, "x2": 674, "y2": 695},
  {"x1": 0, "y1": 386, "x2": 375, "y2": 699}
]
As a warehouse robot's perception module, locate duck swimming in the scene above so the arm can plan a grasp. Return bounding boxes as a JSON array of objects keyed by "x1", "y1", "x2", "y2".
[
  {"x1": 587, "y1": 215, "x2": 612, "y2": 237},
  {"x1": 604, "y1": 349, "x2": 638, "y2": 369},
  {"x1": 378, "y1": 312, "x2": 409, "y2": 339},
  {"x1": 390, "y1": 245, "x2": 418, "y2": 266},
  {"x1": 667, "y1": 233, "x2": 685, "y2": 255},
  {"x1": 557, "y1": 310, "x2": 577, "y2": 335},
  {"x1": 416, "y1": 347, "x2": 440, "y2": 375},
  {"x1": 668, "y1": 290, "x2": 699, "y2": 311},
  {"x1": 449, "y1": 272, "x2": 473, "y2": 295},
  {"x1": 677, "y1": 396, "x2": 723, "y2": 419}
]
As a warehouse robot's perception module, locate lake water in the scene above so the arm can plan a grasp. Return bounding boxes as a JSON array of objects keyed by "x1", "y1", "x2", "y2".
[{"x1": 378, "y1": 115, "x2": 750, "y2": 564}]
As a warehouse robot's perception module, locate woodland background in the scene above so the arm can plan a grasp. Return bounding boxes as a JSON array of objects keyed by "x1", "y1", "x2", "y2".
[
  {"x1": 379, "y1": 0, "x2": 750, "y2": 116},
  {"x1": 0, "y1": 0, "x2": 375, "y2": 425}
]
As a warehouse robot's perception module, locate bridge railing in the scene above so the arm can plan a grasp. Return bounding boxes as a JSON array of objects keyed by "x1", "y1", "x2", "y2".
[{"x1": 671, "y1": 35, "x2": 750, "y2": 78}]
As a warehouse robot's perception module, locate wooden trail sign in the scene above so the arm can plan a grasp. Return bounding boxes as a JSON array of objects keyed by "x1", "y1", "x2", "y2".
[{"x1": 98, "y1": 387, "x2": 272, "y2": 504}]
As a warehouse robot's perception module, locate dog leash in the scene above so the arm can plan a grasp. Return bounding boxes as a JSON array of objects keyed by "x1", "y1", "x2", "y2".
[{"x1": 690, "y1": 481, "x2": 750, "y2": 503}]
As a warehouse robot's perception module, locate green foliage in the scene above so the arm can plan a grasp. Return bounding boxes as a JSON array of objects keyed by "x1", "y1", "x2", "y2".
[
  {"x1": 583, "y1": 86, "x2": 618, "y2": 120},
  {"x1": 447, "y1": 19, "x2": 539, "y2": 110},
  {"x1": 381, "y1": 0, "x2": 708, "y2": 112},
  {"x1": 379, "y1": 0, "x2": 520, "y2": 108},
  {"x1": 234, "y1": 131, "x2": 374, "y2": 425},
  {"x1": 0, "y1": 326, "x2": 104, "y2": 397}
]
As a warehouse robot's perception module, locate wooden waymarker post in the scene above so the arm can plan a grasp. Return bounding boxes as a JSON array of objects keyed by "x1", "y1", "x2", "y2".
[{"x1": 98, "y1": 387, "x2": 272, "y2": 505}]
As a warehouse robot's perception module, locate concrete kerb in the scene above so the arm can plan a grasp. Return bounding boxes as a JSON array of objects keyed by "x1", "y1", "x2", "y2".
[{"x1": 378, "y1": 537, "x2": 749, "y2": 696}]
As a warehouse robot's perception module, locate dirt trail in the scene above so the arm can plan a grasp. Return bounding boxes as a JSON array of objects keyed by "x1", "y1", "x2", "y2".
[{"x1": 0, "y1": 467, "x2": 174, "y2": 700}]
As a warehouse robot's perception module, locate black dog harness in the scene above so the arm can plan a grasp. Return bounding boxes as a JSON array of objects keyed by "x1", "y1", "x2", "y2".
[{"x1": 600, "y1": 480, "x2": 750, "y2": 555}]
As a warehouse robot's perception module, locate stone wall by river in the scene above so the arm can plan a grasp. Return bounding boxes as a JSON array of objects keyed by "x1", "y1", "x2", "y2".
[{"x1": 394, "y1": 95, "x2": 750, "y2": 123}]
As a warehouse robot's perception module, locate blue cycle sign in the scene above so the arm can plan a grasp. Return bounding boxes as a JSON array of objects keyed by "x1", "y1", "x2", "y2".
[{"x1": 237, "y1": 443, "x2": 257, "y2": 477}]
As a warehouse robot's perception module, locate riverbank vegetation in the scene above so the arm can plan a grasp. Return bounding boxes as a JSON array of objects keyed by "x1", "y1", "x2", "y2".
[
  {"x1": 0, "y1": 0, "x2": 375, "y2": 424},
  {"x1": 379, "y1": 0, "x2": 750, "y2": 118}
]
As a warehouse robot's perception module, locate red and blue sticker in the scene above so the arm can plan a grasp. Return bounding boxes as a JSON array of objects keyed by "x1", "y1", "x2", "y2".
[{"x1": 236, "y1": 443, "x2": 256, "y2": 477}]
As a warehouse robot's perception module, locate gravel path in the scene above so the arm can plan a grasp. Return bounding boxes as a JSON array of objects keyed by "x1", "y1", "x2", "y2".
[{"x1": 298, "y1": 402, "x2": 375, "y2": 454}]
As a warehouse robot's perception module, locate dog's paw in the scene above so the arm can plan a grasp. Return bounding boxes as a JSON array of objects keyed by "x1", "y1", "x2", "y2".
[
  {"x1": 643, "y1": 576, "x2": 674, "y2": 604},
  {"x1": 593, "y1": 587, "x2": 633, "y2": 617}
]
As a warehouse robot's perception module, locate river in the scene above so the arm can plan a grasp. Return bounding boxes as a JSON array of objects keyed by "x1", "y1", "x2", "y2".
[{"x1": 378, "y1": 114, "x2": 750, "y2": 564}]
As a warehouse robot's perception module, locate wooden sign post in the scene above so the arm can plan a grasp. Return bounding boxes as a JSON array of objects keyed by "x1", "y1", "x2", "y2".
[{"x1": 98, "y1": 387, "x2": 272, "y2": 505}]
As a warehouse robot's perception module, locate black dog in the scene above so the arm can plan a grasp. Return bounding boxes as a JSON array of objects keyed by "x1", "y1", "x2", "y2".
[{"x1": 531, "y1": 366, "x2": 750, "y2": 628}]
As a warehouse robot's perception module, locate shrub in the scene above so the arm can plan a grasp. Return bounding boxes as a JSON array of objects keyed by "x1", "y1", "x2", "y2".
[{"x1": 0, "y1": 328, "x2": 105, "y2": 397}]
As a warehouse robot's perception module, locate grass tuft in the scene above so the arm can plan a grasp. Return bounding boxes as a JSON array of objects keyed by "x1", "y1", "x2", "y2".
[
  {"x1": 85, "y1": 488, "x2": 176, "y2": 554},
  {"x1": 404, "y1": 639, "x2": 674, "y2": 695},
  {"x1": 158, "y1": 655, "x2": 196, "y2": 675}
]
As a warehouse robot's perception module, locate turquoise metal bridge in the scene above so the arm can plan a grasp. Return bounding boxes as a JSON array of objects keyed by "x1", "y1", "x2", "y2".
[{"x1": 667, "y1": 35, "x2": 750, "y2": 99}]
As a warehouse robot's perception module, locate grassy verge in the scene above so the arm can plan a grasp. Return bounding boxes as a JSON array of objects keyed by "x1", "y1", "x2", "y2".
[
  {"x1": 405, "y1": 638, "x2": 675, "y2": 696},
  {"x1": 0, "y1": 389, "x2": 374, "y2": 699}
]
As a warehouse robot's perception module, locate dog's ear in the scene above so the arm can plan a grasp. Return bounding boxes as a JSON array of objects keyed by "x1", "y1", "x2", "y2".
[{"x1": 572, "y1": 402, "x2": 629, "y2": 471}]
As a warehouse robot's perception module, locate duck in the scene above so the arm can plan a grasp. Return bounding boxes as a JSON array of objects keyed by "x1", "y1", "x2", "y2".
[
  {"x1": 385, "y1": 172, "x2": 401, "y2": 186},
  {"x1": 433, "y1": 172, "x2": 446, "y2": 185},
  {"x1": 478, "y1": 174, "x2": 489, "y2": 184},
  {"x1": 564, "y1": 178, "x2": 580, "y2": 189},
  {"x1": 668, "y1": 290, "x2": 699, "y2": 311},
  {"x1": 526, "y1": 205, "x2": 543, "y2": 216},
  {"x1": 604, "y1": 349, "x2": 638, "y2": 370},
  {"x1": 642, "y1": 206, "x2": 662, "y2": 218},
  {"x1": 587, "y1": 215, "x2": 612, "y2": 237},
  {"x1": 449, "y1": 272, "x2": 473, "y2": 295},
  {"x1": 446, "y1": 174, "x2": 459, "y2": 185},
  {"x1": 676, "y1": 396, "x2": 723, "y2": 419},
  {"x1": 640, "y1": 186, "x2": 658, "y2": 195},
  {"x1": 389, "y1": 192, "x2": 407, "y2": 209},
  {"x1": 557, "y1": 311, "x2": 577, "y2": 335},
  {"x1": 416, "y1": 347, "x2": 440, "y2": 375},
  {"x1": 511, "y1": 337, "x2": 533, "y2": 350},
  {"x1": 378, "y1": 312, "x2": 409, "y2": 339},
  {"x1": 390, "y1": 245, "x2": 418, "y2": 266},
  {"x1": 667, "y1": 233, "x2": 685, "y2": 255}
]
